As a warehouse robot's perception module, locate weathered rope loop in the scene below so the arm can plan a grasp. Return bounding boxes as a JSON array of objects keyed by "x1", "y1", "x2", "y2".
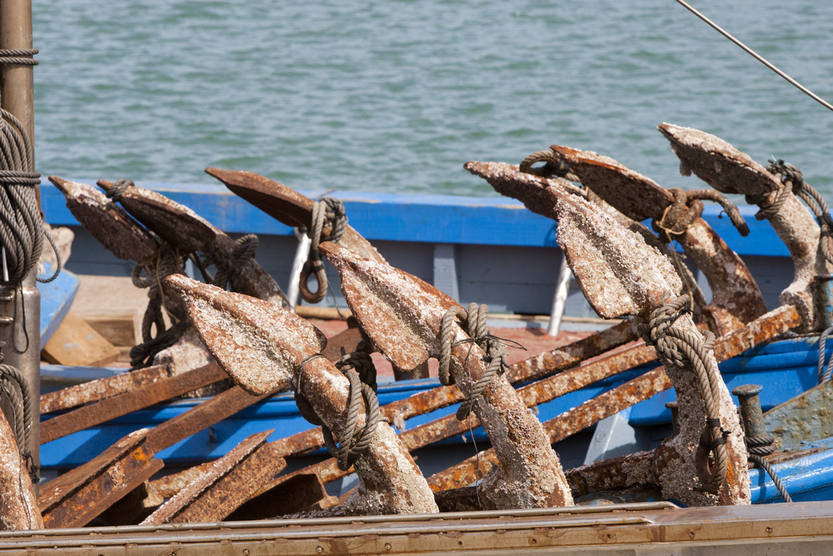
[
  {"x1": 438, "y1": 305, "x2": 468, "y2": 386},
  {"x1": 129, "y1": 246, "x2": 187, "y2": 368},
  {"x1": 299, "y1": 197, "x2": 347, "y2": 303},
  {"x1": 741, "y1": 427, "x2": 792, "y2": 503},
  {"x1": 0, "y1": 108, "x2": 42, "y2": 287},
  {"x1": 0, "y1": 48, "x2": 38, "y2": 66},
  {"x1": 36, "y1": 225, "x2": 62, "y2": 283},
  {"x1": 519, "y1": 148, "x2": 580, "y2": 182},
  {"x1": 645, "y1": 294, "x2": 728, "y2": 492},
  {"x1": 335, "y1": 348, "x2": 377, "y2": 393},
  {"x1": 766, "y1": 159, "x2": 833, "y2": 266},
  {"x1": 654, "y1": 188, "x2": 705, "y2": 238},
  {"x1": 211, "y1": 234, "x2": 259, "y2": 290}
]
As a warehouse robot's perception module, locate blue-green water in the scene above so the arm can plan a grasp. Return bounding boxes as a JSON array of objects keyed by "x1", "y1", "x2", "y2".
[{"x1": 33, "y1": 1, "x2": 833, "y2": 196}]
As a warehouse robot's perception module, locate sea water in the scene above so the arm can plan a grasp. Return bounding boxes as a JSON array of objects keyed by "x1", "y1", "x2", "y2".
[{"x1": 33, "y1": 0, "x2": 833, "y2": 197}]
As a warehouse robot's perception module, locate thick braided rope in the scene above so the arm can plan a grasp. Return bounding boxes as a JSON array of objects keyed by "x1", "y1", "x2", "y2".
[
  {"x1": 743, "y1": 430, "x2": 792, "y2": 503},
  {"x1": 0, "y1": 109, "x2": 42, "y2": 286},
  {"x1": 299, "y1": 198, "x2": 347, "y2": 303},
  {"x1": 647, "y1": 295, "x2": 728, "y2": 492},
  {"x1": 0, "y1": 49, "x2": 38, "y2": 66},
  {"x1": 655, "y1": 188, "x2": 748, "y2": 238},
  {"x1": 765, "y1": 159, "x2": 833, "y2": 267},
  {"x1": 294, "y1": 352, "x2": 381, "y2": 471},
  {"x1": 438, "y1": 303, "x2": 509, "y2": 421},
  {"x1": 818, "y1": 327, "x2": 833, "y2": 383}
]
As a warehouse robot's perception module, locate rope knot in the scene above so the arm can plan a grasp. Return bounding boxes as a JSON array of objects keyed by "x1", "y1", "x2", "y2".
[
  {"x1": 299, "y1": 197, "x2": 348, "y2": 303},
  {"x1": 105, "y1": 179, "x2": 135, "y2": 203},
  {"x1": 437, "y1": 303, "x2": 518, "y2": 421},
  {"x1": 211, "y1": 234, "x2": 260, "y2": 290}
]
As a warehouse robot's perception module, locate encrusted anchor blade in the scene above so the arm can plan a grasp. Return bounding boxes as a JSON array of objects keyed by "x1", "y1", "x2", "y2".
[
  {"x1": 162, "y1": 274, "x2": 437, "y2": 514},
  {"x1": 658, "y1": 122, "x2": 821, "y2": 326},
  {"x1": 467, "y1": 161, "x2": 749, "y2": 505},
  {"x1": 49, "y1": 176, "x2": 157, "y2": 263},
  {"x1": 319, "y1": 240, "x2": 573, "y2": 509},
  {"x1": 205, "y1": 167, "x2": 385, "y2": 263},
  {"x1": 97, "y1": 179, "x2": 288, "y2": 307},
  {"x1": 547, "y1": 145, "x2": 766, "y2": 332}
]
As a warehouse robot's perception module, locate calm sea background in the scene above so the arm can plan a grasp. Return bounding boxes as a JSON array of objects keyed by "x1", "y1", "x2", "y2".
[{"x1": 32, "y1": 0, "x2": 833, "y2": 197}]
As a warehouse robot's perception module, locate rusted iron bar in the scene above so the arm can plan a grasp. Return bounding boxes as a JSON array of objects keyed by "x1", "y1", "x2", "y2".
[
  {"x1": 320, "y1": 240, "x2": 573, "y2": 509},
  {"x1": 39, "y1": 428, "x2": 163, "y2": 528},
  {"x1": 40, "y1": 362, "x2": 226, "y2": 444},
  {"x1": 229, "y1": 473, "x2": 337, "y2": 521},
  {"x1": 97, "y1": 179, "x2": 288, "y2": 307},
  {"x1": 164, "y1": 274, "x2": 438, "y2": 514},
  {"x1": 0, "y1": 409, "x2": 41, "y2": 529},
  {"x1": 142, "y1": 430, "x2": 281, "y2": 525},
  {"x1": 39, "y1": 365, "x2": 169, "y2": 415},
  {"x1": 566, "y1": 450, "x2": 656, "y2": 498},
  {"x1": 658, "y1": 123, "x2": 822, "y2": 328},
  {"x1": 428, "y1": 304, "x2": 800, "y2": 496}
]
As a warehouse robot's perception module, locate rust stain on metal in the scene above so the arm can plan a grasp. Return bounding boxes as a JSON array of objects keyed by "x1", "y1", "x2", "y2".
[
  {"x1": 164, "y1": 274, "x2": 437, "y2": 514},
  {"x1": 39, "y1": 428, "x2": 163, "y2": 529},
  {"x1": 40, "y1": 362, "x2": 227, "y2": 444},
  {"x1": 320, "y1": 240, "x2": 573, "y2": 509},
  {"x1": 49, "y1": 176, "x2": 157, "y2": 262},
  {"x1": 229, "y1": 472, "x2": 337, "y2": 520},
  {"x1": 205, "y1": 167, "x2": 386, "y2": 263},
  {"x1": 142, "y1": 430, "x2": 279, "y2": 525},
  {"x1": 566, "y1": 450, "x2": 656, "y2": 497},
  {"x1": 658, "y1": 123, "x2": 821, "y2": 324},
  {"x1": 40, "y1": 364, "x2": 170, "y2": 415},
  {"x1": 0, "y1": 410, "x2": 41, "y2": 530}
]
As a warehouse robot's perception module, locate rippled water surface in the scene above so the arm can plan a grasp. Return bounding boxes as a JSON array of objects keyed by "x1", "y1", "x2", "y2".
[{"x1": 33, "y1": 0, "x2": 833, "y2": 196}]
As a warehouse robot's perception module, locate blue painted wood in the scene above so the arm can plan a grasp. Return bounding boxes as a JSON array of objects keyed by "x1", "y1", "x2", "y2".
[
  {"x1": 749, "y1": 439, "x2": 833, "y2": 503},
  {"x1": 40, "y1": 178, "x2": 795, "y2": 255},
  {"x1": 37, "y1": 263, "x2": 79, "y2": 346},
  {"x1": 40, "y1": 336, "x2": 825, "y2": 471}
]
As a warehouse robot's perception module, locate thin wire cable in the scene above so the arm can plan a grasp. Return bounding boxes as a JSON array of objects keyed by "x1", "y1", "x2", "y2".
[{"x1": 675, "y1": 0, "x2": 833, "y2": 114}]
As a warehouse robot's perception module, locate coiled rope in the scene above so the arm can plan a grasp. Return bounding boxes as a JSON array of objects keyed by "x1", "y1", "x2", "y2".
[
  {"x1": 299, "y1": 198, "x2": 347, "y2": 303},
  {"x1": 210, "y1": 233, "x2": 259, "y2": 291},
  {"x1": 0, "y1": 362, "x2": 33, "y2": 481},
  {"x1": 644, "y1": 294, "x2": 728, "y2": 492},
  {"x1": 744, "y1": 430, "x2": 792, "y2": 503},
  {"x1": 294, "y1": 350, "x2": 381, "y2": 471},
  {"x1": 762, "y1": 159, "x2": 833, "y2": 266},
  {"x1": 438, "y1": 303, "x2": 519, "y2": 421},
  {"x1": 0, "y1": 49, "x2": 37, "y2": 66}
]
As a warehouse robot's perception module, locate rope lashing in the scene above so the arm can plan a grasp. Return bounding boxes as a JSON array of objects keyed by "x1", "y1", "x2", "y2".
[
  {"x1": 645, "y1": 294, "x2": 728, "y2": 493},
  {"x1": 764, "y1": 159, "x2": 833, "y2": 266},
  {"x1": 104, "y1": 178, "x2": 134, "y2": 203},
  {"x1": 299, "y1": 198, "x2": 347, "y2": 303},
  {"x1": 0, "y1": 48, "x2": 38, "y2": 66},
  {"x1": 817, "y1": 327, "x2": 833, "y2": 384},
  {"x1": 129, "y1": 247, "x2": 188, "y2": 368},
  {"x1": 438, "y1": 303, "x2": 514, "y2": 421},
  {"x1": 519, "y1": 148, "x2": 581, "y2": 182},
  {"x1": 211, "y1": 234, "x2": 259, "y2": 290},
  {"x1": 294, "y1": 351, "x2": 381, "y2": 471},
  {"x1": 654, "y1": 187, "x2": 749, "y2": 239},
  {"x1": 0, "y1": 109, "x2": 42, "y2": 286},
  {"x1": 744, "y1": 430, "x2": 792, "y2": 503}
]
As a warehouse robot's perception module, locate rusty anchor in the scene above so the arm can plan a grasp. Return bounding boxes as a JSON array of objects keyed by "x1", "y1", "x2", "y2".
[
  {"x1": 658, "y1": 123, "x2": 825, "y2": 328},
  {"x1": 521, "y1": 147, "x2": 767, "y2": 335},
  {"x1": 207, "y1": 167, "x2": 637, "y2": 382},
  {"x1": 0, "y1": 409, "x2": 41, "y2": 530},
  {"x1": 162, "y1": 273, "x2": 438, "y2": 515},
  {"x1": 318, "y1": 240, "x2": 573, "y2": 509},
  {"x1": 97, "y1": 178, "x2": 289, "y2": 308},
  {"x1": 466, "y1": 161, "x2": 749, "y2": 505}
]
